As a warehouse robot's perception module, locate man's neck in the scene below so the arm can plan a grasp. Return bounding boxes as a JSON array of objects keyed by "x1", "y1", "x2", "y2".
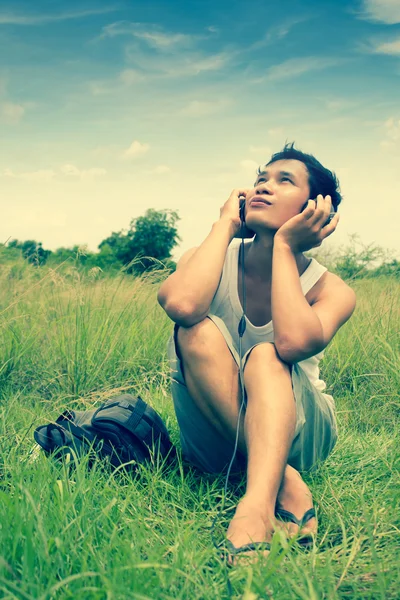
[{"x1": 242, "y1": 234, "x2": 308, "y2": 282}]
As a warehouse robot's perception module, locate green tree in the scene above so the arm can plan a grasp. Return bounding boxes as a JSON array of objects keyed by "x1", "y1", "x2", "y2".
[
  {"x1": 8, "y1": 239, "x2": 52, "y2": 266},
  {"x1": 99, "y1": 208, "x2": 181, "y2": 274}
]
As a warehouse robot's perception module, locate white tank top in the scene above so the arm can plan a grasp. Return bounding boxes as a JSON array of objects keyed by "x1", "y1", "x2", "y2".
[{"x1": 207, "y1": 239, "x2": 330, "y2": 393}]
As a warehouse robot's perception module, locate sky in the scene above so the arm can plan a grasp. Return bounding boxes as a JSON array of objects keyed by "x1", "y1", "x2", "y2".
[{"x1": 0, "y1": 0, "x2": 399, "y2": 261}]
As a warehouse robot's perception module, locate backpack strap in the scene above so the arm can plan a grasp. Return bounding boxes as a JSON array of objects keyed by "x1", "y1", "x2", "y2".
[
  {"x1": 125, "y1": 396, "x2": 147, "y2": 433},
  {"x1": 47, "y1": 423, "x2": 67, "y2": 444},
  {"x1": 124, "y1": 398, "x2": 170, "y2": 453}
]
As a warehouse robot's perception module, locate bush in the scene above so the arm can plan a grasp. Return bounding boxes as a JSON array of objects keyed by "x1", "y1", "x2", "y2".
[{"x1": 309, "y1": 234, "x2": 398, "y2": 281}]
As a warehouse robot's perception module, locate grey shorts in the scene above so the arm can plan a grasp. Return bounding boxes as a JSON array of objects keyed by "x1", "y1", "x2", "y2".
[{"x1": 167, "y1": 319, "x2": 338, "y2": 474}]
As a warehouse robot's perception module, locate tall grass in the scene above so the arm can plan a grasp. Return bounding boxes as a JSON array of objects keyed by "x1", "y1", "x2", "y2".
[{"x1": 0, "y1": 261, "x2": 399, "y2": 599}]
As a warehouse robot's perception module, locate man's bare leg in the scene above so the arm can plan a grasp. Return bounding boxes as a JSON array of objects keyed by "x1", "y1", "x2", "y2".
[
  {"x1": 276, "y1": 465, "x2": 317, "y2": 538},
  {"x1": 176, "y1": 318, "x2": 316, "y2": 547},
  {"x1": 225, "y1": 341, "x2": 295, "y2": 551}
]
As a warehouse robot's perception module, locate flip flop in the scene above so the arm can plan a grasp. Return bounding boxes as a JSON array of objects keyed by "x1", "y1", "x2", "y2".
[
  {"x1": 275, "y1": 507, "x2": 317, "y2": 547},
  {"x1": 219, "y1": 539, "x2": 271, "y2": 565}
]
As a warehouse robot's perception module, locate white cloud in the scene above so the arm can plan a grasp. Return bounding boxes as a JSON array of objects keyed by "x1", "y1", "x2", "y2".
[
  {"x1": 1, "y1": 102, "x2": 25, "y2": 123},
  {"x1": 124, "y1": 44, "x2": 229, "y2": 78},
  {"x1": 61, "y1": 164, "x2": 107, "y2": 179},
  {"x1": 249, "y1": 145, "x2": 272, "y2": 156},
  {"x1": 152, "y1": 165, "x2": 171, "y2": 175},
  {"x1": 0, "y1": 77, "x2": 7, "y2": 96},
  {"x1": 181, "y1": 99, "x2": 230, "y2": 117},
  {"x1": 268, "y1": 128, "x2": 285, "y2": 137},
  {"x1": 0, "y1": 7, "x2": 117, "y2": 26},
  {"x1": 119, "y1": 69, "x2": 145, "y2": 85},
  {"x1": 247, "y1": 15, "x2": 313, "y2": 52},
  {"x1": 61, "y1": 164, "x2": 80, "y2": 176},
  {"x1": 263, "y1": 57, "x2": 339, "y2": 82},
  {"x1": 379, "y1": 116, "x2": 400, "y2": 150},
  {"x1": 1, "y1": 168, "x2": 55, "y2": 182},
  {"x1": 122, "y1": 140, "x2": 150, "y2": 159},
  {"x1": 21, "y1": 169, "x2": 55, "y2": 183},
  {"x1": 182, "y1": 53, "x2": 228, "y2": 75},
  {"x1": 84, "y1": 168, "x2": 107, "y2": 178},
  {"x1": 101, "y1": 22, "x2": 195, "y2": 50},
  {"x1": 359, "y1": 0, "x2": 400, "y2": 24},
  {"x1": 325, "y1": 99, "x2": 357, "y2": 111},
  {"x1": 132, "y1": 31, "x2": 191, "y2": 50},
  {"x1": 384, "y1": 116, "x2": 400, "y2": 140},
  {"x1": 2, "y1": 165, "x2": 106, "y2": 182},
  {"x1": 88, "y1": 81, "x2": 113, "y2": 96},
  {"x1": 372, "y1": 38, "x2": 400, "y2": 55},
  {"x1": 240, "y1": 159, "x2": 259, "y2": 175},
  {"x1": 88, "y1": 48, "x2": 229, "y2": 93}
]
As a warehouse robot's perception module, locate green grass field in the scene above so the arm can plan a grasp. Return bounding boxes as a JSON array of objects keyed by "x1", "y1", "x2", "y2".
[{"x1": 0, "y1": 259, "x2": 399, "y2": 599}]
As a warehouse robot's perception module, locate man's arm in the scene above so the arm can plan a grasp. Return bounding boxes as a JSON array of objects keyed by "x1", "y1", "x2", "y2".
[
  {"x1": 157, "y1": 188, "x2": 248, "y2": 327},
  {"x1": 272, "y1": 238, "x2": 356, "y2": 363}
]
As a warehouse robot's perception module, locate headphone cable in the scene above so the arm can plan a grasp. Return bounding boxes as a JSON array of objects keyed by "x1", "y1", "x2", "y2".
[{"x1": 210, "y1": 219, "x2": 247, "y2": 552}]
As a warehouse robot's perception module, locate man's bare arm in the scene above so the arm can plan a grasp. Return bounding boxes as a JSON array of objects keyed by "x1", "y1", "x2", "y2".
[
  {"x1": 157, "y1": 188, "x2": 249, "y2": 327},
  {"x1": 157, "y1": 219, "x2": 235, "y2": 327},
  {"x1": 272, "y1": 239, "x2": 356, "y2": 363},
  {"x1": 270, "y1": 193, "x2": 356, "y2": 362}
]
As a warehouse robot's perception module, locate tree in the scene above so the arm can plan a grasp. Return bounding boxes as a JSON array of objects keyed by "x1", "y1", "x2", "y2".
[
  {"x1": 99, "y1": 208, "x2": 181, "y2": 274},
  {"x1": 8, "y1": 239, "x2": 52, "y2": 266},
  {"x1": 98, "y1": 231, "x2": 129, "y2": 264}
]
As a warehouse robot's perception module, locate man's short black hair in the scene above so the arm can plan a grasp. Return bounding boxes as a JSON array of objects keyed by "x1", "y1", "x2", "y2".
[{"x1": 262, "y1": 142, "x2": 342, "y2": 211}]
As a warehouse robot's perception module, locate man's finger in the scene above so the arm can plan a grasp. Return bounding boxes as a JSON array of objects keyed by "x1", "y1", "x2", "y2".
[
  {"x1": 322, "y1": 212, "x2": 340, "y2": 237},
  {"x1": 313, "y1": 195, "x2": 332, "y2": 225},
  {"x1": 303, "y1": 199, "x2": 316, "y2": 219}
]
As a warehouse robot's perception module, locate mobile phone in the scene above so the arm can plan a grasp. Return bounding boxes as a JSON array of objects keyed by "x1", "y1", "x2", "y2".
[
  {"x1": 234, "y1": 198, "x2": 255, "y2": 239},
  {"x1": 300, "y1": 200, "x2": 336, "y2": 226}
]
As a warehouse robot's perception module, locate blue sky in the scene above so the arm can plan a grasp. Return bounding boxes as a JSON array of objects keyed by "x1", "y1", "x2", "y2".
[{"x1": 1, "y1": 0, "x2": 399, "y2": 258}]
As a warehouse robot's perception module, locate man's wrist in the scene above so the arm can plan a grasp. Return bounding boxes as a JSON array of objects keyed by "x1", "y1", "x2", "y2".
[
  {"x1": 214, "y1": 218, "x2": 237, "y2": 240},
  {"x1": 274, "y1": 234, "x2": 295, "y2": 253}
]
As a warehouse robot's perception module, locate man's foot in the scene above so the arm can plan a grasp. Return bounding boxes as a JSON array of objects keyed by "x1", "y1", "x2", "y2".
[
  {"x1": 276, "y1": 465, "x2": 317, "y2": 541},
  {"x1": 224, "y1": 497, "x2": 276, "y2": 564}
]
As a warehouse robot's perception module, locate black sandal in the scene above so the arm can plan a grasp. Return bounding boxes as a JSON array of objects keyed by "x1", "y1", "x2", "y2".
[
  {"x1": 219, "y1": 539, "x2": 271, "y2": 564},
  {"x1": 275, "y1": 507, "x2": 317, "y2": 547}
]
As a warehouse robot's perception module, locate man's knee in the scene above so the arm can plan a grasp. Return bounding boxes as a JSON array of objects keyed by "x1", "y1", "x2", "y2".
[{"x1": 245, "y1": 342, "x2": 290, "y2": 374}]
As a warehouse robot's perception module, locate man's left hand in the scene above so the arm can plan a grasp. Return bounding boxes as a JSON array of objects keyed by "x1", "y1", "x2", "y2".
[{"x1": 274, "y1": 194, "x2": 340, "y2": 253}]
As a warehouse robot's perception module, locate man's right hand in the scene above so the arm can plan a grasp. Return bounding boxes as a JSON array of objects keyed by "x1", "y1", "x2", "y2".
[{"x1": 219, "y1": 188, "x2": 252, "y2": 238}]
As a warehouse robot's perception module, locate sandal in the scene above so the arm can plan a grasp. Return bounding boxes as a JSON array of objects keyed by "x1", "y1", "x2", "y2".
[
  {"x1": 275, "y1": 507, "x2": 317, "y2": 547},
  {"x1": 219, "y1": 539, "x2": 271, "y2": 564}
]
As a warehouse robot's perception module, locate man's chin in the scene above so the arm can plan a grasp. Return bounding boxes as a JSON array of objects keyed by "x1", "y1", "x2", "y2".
[{"x1": 246, "y1": 222, "x2": 277, "y2": 236}]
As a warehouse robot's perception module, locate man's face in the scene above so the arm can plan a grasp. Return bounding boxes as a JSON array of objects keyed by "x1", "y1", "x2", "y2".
[{"x1": 245, "y1": 159, "x2": 311, "y2": 233}]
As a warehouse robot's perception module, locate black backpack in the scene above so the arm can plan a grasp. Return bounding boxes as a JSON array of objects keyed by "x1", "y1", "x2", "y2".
[{"x1": 34, "y1": 394, "x2": 176, "y2": 471}]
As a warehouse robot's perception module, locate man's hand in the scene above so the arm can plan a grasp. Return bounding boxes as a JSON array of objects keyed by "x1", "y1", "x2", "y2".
[
  {"x1": 274, "y1": 194, "x2": 339, "y2": 253},
  {"x1": 219, "y1": 188, "x2": 253, "y2": 238}
]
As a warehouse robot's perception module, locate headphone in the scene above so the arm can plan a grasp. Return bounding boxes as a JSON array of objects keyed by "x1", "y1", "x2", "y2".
[{"x1": 210, "y1": 201, "x2": 249, "y2": 555}]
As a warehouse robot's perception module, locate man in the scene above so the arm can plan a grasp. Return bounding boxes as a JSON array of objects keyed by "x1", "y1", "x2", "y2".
[{"x1": 157, "y1": 143, "x2": 356, "y2": 561}]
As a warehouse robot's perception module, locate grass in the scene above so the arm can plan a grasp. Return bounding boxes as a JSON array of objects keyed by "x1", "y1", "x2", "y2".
[{"x1": 0, "y1": 258, "x2": 399, "y2": 599}]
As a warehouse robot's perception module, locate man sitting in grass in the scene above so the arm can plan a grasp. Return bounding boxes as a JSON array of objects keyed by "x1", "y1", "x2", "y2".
[{"x1": 157, "y1": 143, "x2": 356, "y2": 561}]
